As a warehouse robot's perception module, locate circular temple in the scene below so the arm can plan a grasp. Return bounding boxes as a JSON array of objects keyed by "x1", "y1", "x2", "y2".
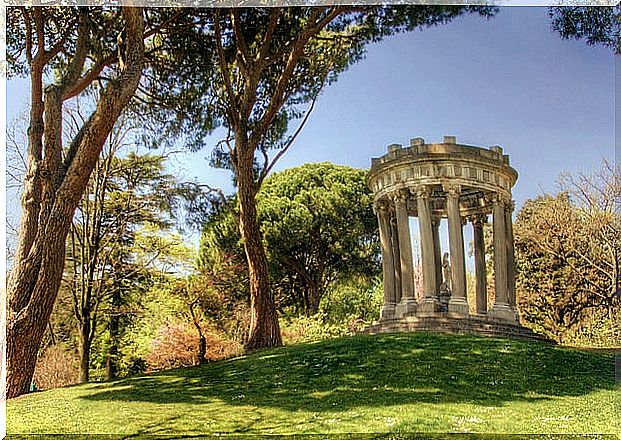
[{"x1": 363, "y1": 136, "x2": 549, "y2": 342}]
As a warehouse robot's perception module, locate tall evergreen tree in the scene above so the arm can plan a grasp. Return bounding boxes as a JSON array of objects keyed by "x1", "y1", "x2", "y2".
[
  {"x1": 198, "y1": 163, "x2": 379, "y2": 317},
  {"x1": 6, "y1": 6, "x2": 146, "y2": 398},
  {"x1": 144, "y1": 6, "x2": 496, "y2": 349}
]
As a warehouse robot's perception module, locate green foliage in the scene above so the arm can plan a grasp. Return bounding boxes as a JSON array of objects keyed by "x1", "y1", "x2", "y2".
[
  {"x1": 198, "y1": 162, "x2": 380, "y2": 315},
  {"x1": 318, "y1": 277, "x2": 383, "y2": 327},
  {"x1": 197, "y1": 204, "x2": 248, "y2": 308},
  {"x1": 120, "y1": 281, "x2": 188, "y2": 365},
  {"x1": 132, "y1": 222, "x2": 195, "y2": 275},
  {"x1": 7, "y1": 8, "x2": 122, "y2": 79},
  {"x1": 49, "y1": 141, "x2": 206, "y2": 382},
  {"x1": 549, "y1": 6, "x2": 620, "y2": 54},
  {"x1": 280, "y1": 315, "x2": 352, "y2": 344},
  {"x1": 561, "y1": 308, "x2": 621, "y2": 349},
  {"x1": 258, "y1": 163, "x2": 380, "y2": 314},
  {"x1": 8, "y1": 333, "x2": 617, "y2": 435},
  {"x1": 120, "y1": 274, "x2": 243, "y2": 373},
  {"x1": 281, "y1": 277, "x2": 383, "y2": 344}
]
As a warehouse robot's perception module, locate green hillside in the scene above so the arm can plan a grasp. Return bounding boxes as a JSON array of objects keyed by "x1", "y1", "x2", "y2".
[{"x1": 8, "y1": 332, "x2": 619, "y2": 436}]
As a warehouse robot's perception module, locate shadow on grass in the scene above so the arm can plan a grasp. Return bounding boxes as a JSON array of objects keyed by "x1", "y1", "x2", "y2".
[{"x1": 80, "y1": 332, "x2": 617, "y2": 413}]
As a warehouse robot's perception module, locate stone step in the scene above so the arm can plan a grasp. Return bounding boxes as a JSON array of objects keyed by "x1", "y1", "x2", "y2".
[{"x1": 361, "y1": 316, "x2": 553, "y2": 343}]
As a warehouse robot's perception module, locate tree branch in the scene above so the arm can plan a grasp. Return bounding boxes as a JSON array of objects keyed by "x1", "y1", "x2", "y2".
[
  {"x1": 231, "y1": 9, "x2": 251, "y2": 77},
  {"x1": 252, "y1": 6, "x2": 348, "y2": 147},
  {"x1": 257, "y1": 95, "x2": 317, "y2": 186},
  {"x1": 214, "y1": 10, "x2": 238, "y2": 127},
  {"x1": 60, "y1": 10, "x2": 90, "y2": 95},
  {"x1": 144, "y1": 9, "x2": 187, "y2": 40},
  {"x1": 63, "y1": 53, "x2": 118, "y2": 101},
  {"x1": 20, "y1": 7, "x2": 33, "y2": 65},
  {"x1": 33, "y1": 8, "x2": 45, "y2": 59},
  {"x1": 256, "y1": 8, "x2": 281, "y2": 66}
]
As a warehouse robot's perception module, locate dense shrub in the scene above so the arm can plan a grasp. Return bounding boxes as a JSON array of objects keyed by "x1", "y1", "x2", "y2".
[
  {"x1": 559, "y1": 308, "x2": 621, "y2": 348},
  {"x1": 319, "y1": 277, "x2": 382, "y2": 325},
  {"x1": 281, "y1": 278, "x2": 382, "y2": 345},
  {"x1": 33, "y1": 345, "x2": 79, "y2": 390},
  {"x1": 280, "y1": 315, "x2": 351, "y2": 344},
  {"x1": 146, "y1": 321, "x2": 242, "y2": 372}
]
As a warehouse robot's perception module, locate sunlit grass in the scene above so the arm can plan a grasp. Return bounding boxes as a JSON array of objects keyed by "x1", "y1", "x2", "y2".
[{"x1": 7, "y1": 332, "x2": 619, "y2": 436}]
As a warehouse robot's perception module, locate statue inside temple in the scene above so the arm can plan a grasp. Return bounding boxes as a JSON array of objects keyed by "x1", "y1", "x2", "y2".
[
  {"x1": 441, "y1": 252, "x2": 452, "y2": 292},
  {"x1": 439, "y1": 252, "x2": 452, "y2": 312}
]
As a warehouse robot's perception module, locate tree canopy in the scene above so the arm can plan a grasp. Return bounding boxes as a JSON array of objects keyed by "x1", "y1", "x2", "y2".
[
  {"x1": 199, "y1": 162, "x2": 380, "y2": 316},
  {"x1": 549, "y1": 6, "x2": 620, "y2": 54}
]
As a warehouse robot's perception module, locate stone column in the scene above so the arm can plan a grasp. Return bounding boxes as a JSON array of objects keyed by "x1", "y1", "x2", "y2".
[
  {"x1": 390, "y1": 217, "x2": 402, "y2": 304},
  {"x1": 505, "y1": 200, "x2": 517, "y2": 308},
  {"x1": 444, "y1": 184, "x2": 469, "y2": 315},
  {"x1": 489, "y1": 194, "x2": 518, "y2": 321},
  {"x1": 471, "y1": 214, "x2": 488, "y2": 315},
  {"x1": 376, "y1": 201, "x2": 396, "y2": 320},
  {"x1": 394, "y1": 190, "x2": 417, "y2": 316},
  {"x1": 416, "y1": 187, "x2": 438, "y2": 313},
  {"x1": 432, "y1": 217, "x2": 443, "y2": 296}
]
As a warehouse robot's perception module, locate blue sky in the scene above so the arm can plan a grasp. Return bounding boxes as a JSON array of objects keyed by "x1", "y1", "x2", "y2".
[{"x1": 6, "y1": 6, "x2": 616, "y2": 258}]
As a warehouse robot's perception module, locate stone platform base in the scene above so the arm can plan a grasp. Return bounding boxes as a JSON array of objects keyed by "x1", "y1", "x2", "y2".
[{"x1": 360, "y1": 314, "x2": 553, "y2": 343}]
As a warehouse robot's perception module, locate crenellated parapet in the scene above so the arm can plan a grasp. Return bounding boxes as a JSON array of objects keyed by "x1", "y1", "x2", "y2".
[{"x1": 367, "y1": 136, "x2": 518, "y2": 218}]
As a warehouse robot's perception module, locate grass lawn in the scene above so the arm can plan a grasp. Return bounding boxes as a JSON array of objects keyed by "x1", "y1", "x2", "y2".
[{"x1": 7, "y1": 332, "x2": 620, "y2": 437}]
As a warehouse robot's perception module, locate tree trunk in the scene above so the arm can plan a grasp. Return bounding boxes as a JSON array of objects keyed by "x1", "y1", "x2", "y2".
[
  {"x1": 301, "y1": 288, "x2": 310, "y2": 315},
  {"x1": 198, "y1": 335, "x2": 207, "y2": 365},
  {"x1": 106, "y1": 314, "x2": 120, "y2": 381},
  {"x1": 236, "y1": 141, "x2": 282, "y2": 351},
  {"x1": 6, "y1": 8, "x2": 144, "y2": 399},
  {"x1": 189, "y1": 302, "x2": 207, "y2": 365},
  {"x1": 12, "y1": 62, "x2": 44, "y2": 297},
  {"x1": 106, "y1": 287, "x2": 121, "y2": 381},
  {"x1": 308, "y1": 264, "x2": 324, "y2": 315},
  {"x1": 308, "y1": 283, "x2": 320, "y2": 316},
  {"x1": 79, "y1": 320, "x2": 92, "y2": 383}
]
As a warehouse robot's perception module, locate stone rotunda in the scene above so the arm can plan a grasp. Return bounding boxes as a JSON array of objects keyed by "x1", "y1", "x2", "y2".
[{"x1": 362, "y1": 136, "x2": 548, "y2": 341}]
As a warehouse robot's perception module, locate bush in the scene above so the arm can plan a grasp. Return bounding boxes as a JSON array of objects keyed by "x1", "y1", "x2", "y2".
[
  {"x1": 146, "y1": 320, "x2": 242, "y2": 372},
  {"x1": 33, "y1": 344, "x2": 79, "y2": 390},
  {"x1": 281, "y1": 277, "x2": 383, "y2": 345},
  {"x1": 560, "y1": 309, "x2": 621, "y2": 348},
  {"x1": 319, "y1": 277, "x2": 382, "y2": 326},
  {"x1": 280, "y1": 315, "x2": 351, "y2": 345}
]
